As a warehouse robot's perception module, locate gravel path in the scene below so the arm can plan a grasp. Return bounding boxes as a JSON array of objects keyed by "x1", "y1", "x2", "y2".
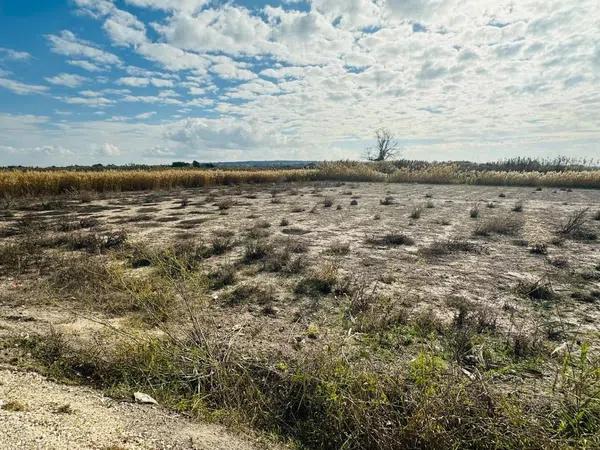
[{"x1": 0, "y1": 368, "x2": 262, "y2": 450}]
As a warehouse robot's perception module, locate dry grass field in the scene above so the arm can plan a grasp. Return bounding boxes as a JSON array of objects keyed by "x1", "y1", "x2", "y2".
[{"x1": 1, "y1": 179, "x2": 599, "y2": 448}]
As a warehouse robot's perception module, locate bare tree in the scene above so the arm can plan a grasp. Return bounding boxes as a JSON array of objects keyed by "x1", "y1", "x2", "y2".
[{"x1": 366, "y1": 128, "x2": 400, "y2": 161}]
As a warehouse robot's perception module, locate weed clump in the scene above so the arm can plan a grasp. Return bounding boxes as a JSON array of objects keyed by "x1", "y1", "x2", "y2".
[
  {"x1": 517, "y1": 278, "x2": 556, "y2": 301},
  {"x1": 474, "y1": 215, "x2": 523, "y2": 236},
  {"x1": 557, "y1": 208, "x2": 597, "y2": 241},
  {"x1": 224, "y1": 282, "x2": 276, "y2": 306},
  {"x1": 420, "y1": 239, "x2": 483, "y2": 257},
  {"x1": 295, "y1": 262, "x2": 338, "y2": 296},
  {"x1": 410, "y1": 206, "x2": 422, "y2": 219},
  {"x1": 512, "y1": 200, "x2": 524, "y2": 212},
  {"x1": 243, "y1": 239, "x2": 272, "y2": 263},
  {"x1": 366, "y1": 233, "x2": 415, "y2": 247}
]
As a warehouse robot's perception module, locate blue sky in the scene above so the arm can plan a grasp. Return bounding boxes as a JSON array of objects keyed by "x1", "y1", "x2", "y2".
[{"x1": 0, "y1": 0, "x2": 598, "y2": 166}]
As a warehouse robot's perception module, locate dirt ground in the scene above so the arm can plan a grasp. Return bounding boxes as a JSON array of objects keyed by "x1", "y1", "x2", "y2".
[
  {"x1": 0, "y1": 181, "x2": 599, "y2": 448},
  {"x1": 0, "y1": 367, "x2": 267, "y2": 450}
]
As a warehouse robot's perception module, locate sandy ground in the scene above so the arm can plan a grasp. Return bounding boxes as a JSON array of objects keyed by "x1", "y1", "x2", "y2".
[
  {"x1": 0, "y1": 367, "x2": 266, "y2": 450},
  {"x1": 0, "y1": 181, "x2": 599, "y2": 448}
]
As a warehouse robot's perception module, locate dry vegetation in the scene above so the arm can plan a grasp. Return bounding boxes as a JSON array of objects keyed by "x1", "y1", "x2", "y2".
[
  {"x1": 2, "y1": 158, "x2": 600, "y2": 199},
  {"x1": 1, "y1": 175, "x2": 600, "y2": 449}
]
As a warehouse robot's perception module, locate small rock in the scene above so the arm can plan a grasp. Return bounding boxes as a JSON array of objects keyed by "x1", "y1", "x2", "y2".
[
  {"x1": 551, "y1": 342, "x2": 568, "y2": 357},
  {"x1": 134, "y1": 392, "x2": 158, "y2": 405}
]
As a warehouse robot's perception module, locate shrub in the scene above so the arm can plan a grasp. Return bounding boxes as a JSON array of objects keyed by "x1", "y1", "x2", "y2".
[
  {"x1": 243, "y1": 239, "x2": 272, "y2": 263},
  {"x1": 366, "y1": 233, "x2": 415, "y2": 247},
  {"x1": 216, "y1": 198, "x2": 234, "y2": 210},
  {"x1": 210, "y1": 233, "x2": 235, "y2": 255},
  {"x1": 557, "y1": 208, "x2": 597, "y2": 240},
  {"x1": 295, "y1": 262, "x2": 338, "y2": 296},
  {"x1": 529, "y1": 242, "x2": 548, "y2": 255},
  {"x1": 474, "y1": 215, "x2": 523, "y2": 236},
  {"x1": 323, "y1": 197, "x2": 334, "y2": 208},
  {"x1": 380, "y1": 196, "x2": 395, "y2": 205},
  {"x1": 208, "y1": 264, "x2": 237, "y2": 289},
  {"x1": 469, "y1": 204, "x2": 480, "y2": 218},
  {"x1": 410, "y1": 206, "x2": 422, "y2": 219},
  {"x1": 224, "y1": 282, "x2": 276, "y2": 306},
  {"x1": 419, "y1": 239, "x2": 483, "y2": 257},
  {"x1": 64, "y1": 230, "x2": 128, "y2": 253},
  {"x1": 517, "y1": 278, "x2": 556, "y2": 301},
  {"x1": 350, "y1": 199, "x2": 358, "y2": 206},
  {"x1": 512, "y1": 200, "x2": 524, "y2": 212},
  {"x1": 325, "y1": 241, "x2": 350, "y2": 255}
]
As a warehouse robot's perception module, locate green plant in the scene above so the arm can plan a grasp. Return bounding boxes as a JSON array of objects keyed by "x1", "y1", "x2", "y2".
[{"x1": 553, "y1": 342, "x2": 600, "y2": 440}]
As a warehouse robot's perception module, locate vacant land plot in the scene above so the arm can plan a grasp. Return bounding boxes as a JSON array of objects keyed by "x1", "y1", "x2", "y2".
[{"x1": 0, "y1": 181, "x2": 599, "y2": 449}]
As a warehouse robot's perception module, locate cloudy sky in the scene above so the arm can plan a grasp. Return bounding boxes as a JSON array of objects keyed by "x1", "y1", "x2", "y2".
[{"x1": 0, "y1": 0, "x2": 598, "y2": 166}]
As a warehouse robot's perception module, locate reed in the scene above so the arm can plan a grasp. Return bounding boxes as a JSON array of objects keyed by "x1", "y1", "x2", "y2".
[
  {"x1": 1, "y1": 160, "x2": 599, "y2": 198},
  {"x1": 0, "y1": 168, "x2": 317, "y2": 197}
]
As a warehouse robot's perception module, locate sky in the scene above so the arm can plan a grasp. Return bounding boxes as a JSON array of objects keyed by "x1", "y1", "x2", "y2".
[{"x1": 0, "y1": 0, "x2": 598, "y2": 166}]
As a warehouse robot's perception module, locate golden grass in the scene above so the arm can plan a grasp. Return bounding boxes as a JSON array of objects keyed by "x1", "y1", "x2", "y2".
[
  {"x1": 0, "y1": 168, "x2": 318, "y2": 197},
  {"x1": 388, "y1": 165, "x2": 600, "y2": 188},
  {"x1": 1, "y1": 161, "x2": 599, "y2": 197}
]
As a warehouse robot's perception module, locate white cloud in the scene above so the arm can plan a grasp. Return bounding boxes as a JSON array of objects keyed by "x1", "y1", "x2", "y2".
[
  {"x1": 210, "y1": 61, "x2": 256, "y2": 80},
  {"x1": 61, "y1": 96, "x2": 114, "y2": 107},
  {"x1": 2, "y1": 0, "x2": 600, "y2": 164},
  {"x1": 45, "y1": 73, "x2": 88, "y2": 88},
  {"x1": 165, "y1": 117, "x2": 290, "y2": 150},
  {"x1": 103, "y1": 8, "x2": 148, "y2": 46},
  {"x1": 0, "y1": 47, "x2": 32, "y2": 61},
  {"x1": 67, "y1": 59, "x2": 105, "y2": 72},
  {"x1": 46, "y1": 30, "x2": 121, "y2": 65},
  {"x1": 124, "y1": 0, "x2": 208, "y2": 13},
  {"x1": 117, "y1": 76, "x2": 175, "y2": 87},
  {"x1": 0, "y1": 78, "x2": 48, "y2": 95},
  {"x1": 100, "y1": 142, "x2": 121, "y2": 156},
  {"x1": 135, "y1": 111, "x2": 156, "y2": 119}
]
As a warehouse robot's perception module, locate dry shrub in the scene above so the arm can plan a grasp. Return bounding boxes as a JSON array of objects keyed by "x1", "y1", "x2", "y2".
[
  {"x1": 325, "y1": 241, "x2": 350, "y2": 255},
  {"x1": 63, "y1": 230, "x2": 128, "y2": 253},
  {"x1": 410, "y1": 206, "x2": 423, "y2": 219},
  {"x1": 295, "y1": 262, "x2": 339, "y2": 296},
  {"x1": 210, "y1": 233, "x2": 235, "y2": 255},
  {"x1": 224, "y1": 282, "x2": 276, "y2": 306},
  {"x1": 529, "y1": 242, "x2": 548, "y2": 255},
  {"x1": 557, "y1": 208, "x2": 597, "y2": 241},
  {"x1": 512, "y1": 200, "x2": 524, "y2": 212},
  {"x1": 517, "y1": 278, "x2": 556, "y2": 301},
  {"x1": 366, "y1": 233, "x2": 415, "y2": 247},
  {"x1": 474, "y1": 215, "x2": 523, "y2": 236},
  {"x1": 208, "y1": 264, "x2": 237, "y2": 289},
  {"x1": 419, "y1": 239, "x2": 484, "y2": 257},
  {"x1": 243, "y1": 238, "x2": 272, "y2": 263}
]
